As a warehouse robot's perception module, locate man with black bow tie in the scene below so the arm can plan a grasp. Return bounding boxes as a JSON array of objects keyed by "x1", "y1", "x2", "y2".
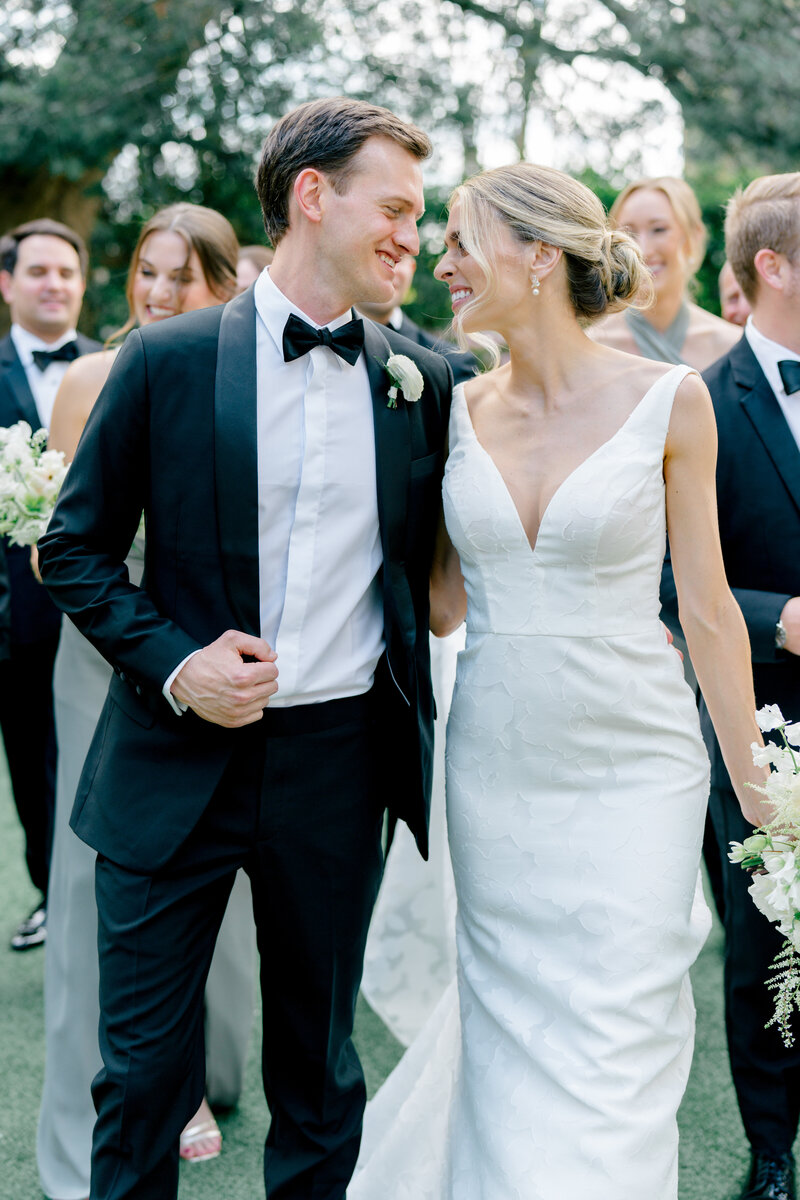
[
  {"x1": 0, "y1": 218, "x2": 100, "y2": 951},
  {"x1": 663, "y1": 172, "x2": 800, "y2": 1200},
  {"x1": 39, "y1": 98, "x2": 451, "y2": 1200}
]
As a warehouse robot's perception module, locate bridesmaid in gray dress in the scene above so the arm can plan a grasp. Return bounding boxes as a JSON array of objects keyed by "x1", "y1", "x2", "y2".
[
  {"x1": 592, "y1": 176, "x2": 739, "y2": 371},
  {"x1": 37, "y1": 205, "x2": 257, "y2": 1200}
]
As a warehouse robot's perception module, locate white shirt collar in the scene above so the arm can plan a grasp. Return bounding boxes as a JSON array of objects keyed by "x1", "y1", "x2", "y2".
[
  {"x1": 10, "y1": 322, "x2": 78, "y2": 367},
  {"x1": 253, "y1": 269, "x2": 357, "y2": 358},
  {"x1": 387, "y1": 307, "x2": 404, "y2": 331},
  {"x1": 745, "y1": 315, "x2": 800, "y2": 400}
]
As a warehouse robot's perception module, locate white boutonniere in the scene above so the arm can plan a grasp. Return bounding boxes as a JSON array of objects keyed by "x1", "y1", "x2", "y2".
[{"x1": 384, "y1": 354, "x2": 424, "y2": 409}]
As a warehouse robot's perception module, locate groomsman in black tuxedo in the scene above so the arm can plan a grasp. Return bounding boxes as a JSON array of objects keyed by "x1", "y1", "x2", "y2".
[
  {"x1": 0, "y1": 219, "x2": 100, "y2": 950},
  {"x1": 39, "y1": 98, "x2": 451, "y2": 1200},
  {"x1": 356, "y1": 251, "x2": 478, "y2": 384},
  {"x1": 663, "y1": 172, "x2": 800, "y2": 1200}
]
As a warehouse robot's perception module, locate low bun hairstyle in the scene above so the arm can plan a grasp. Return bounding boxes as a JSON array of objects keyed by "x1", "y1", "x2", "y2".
[{"x1": 450, "y1": 163, "x2": 650, "y2": 337}]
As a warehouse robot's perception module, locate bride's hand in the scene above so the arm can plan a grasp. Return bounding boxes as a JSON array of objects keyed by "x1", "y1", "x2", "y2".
[{"x1": 661, "y1": 622, "x2": 683, "y2": 662}]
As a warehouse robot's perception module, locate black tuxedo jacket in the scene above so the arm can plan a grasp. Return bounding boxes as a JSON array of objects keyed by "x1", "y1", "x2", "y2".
[
  {"x1": 396, "y1": 314, "x2": 478, "y2": 387},
  {"x1": 661, "y1": 335, "x2": 800, "y2": 786},
  {"x1": 0, "y1": 330, "x2": 101, "y2": 645},
  {"x1": 0, "y1": 538, "x2": 9, "y2": 660},
  {"x1": 38, "y1": 292, "x2": 452, "y2": 871}
]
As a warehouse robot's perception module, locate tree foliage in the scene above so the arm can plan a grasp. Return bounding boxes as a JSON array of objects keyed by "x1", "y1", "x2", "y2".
[{"x1": 0, "y1": 0, "x2": 797, "y2": 336}]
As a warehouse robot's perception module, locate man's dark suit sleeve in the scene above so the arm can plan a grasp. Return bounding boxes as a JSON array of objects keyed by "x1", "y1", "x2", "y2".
[
  {"x1": 0, "y1": 540, "x2": 10, "y2": 661},
  {"x1": 37, "y1": 331, "x2": 201, "y2": 692}
]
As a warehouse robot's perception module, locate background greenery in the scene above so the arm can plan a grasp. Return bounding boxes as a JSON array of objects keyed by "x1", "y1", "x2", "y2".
[
  {"x1": 1, "y1": 1, "x2": 797, "y2": 338},
  {"x1": 1, "y1": 748, "x2": 797, "y2": 1200}
]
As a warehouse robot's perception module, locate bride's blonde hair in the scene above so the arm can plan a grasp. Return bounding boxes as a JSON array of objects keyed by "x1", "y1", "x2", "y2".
[{"x1": 449, "y1": 163, "x2": 650, "y2": 362}]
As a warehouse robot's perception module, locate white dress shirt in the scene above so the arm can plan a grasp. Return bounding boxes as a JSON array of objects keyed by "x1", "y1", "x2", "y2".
[
  {"x1": 745, "y1": 317, "x2": 800, "y2": 451},
  {"x1": 10, "y1": 323, "x2": 79, "y2": 429},
  {"x1": 165, "y1": 271, "x2": 384, "y2": 711}
]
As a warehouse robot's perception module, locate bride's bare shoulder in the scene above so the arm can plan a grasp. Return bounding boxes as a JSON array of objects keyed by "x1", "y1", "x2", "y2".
[{"x1": 462, "y1": 365, "x2": 506, "y2": 413}]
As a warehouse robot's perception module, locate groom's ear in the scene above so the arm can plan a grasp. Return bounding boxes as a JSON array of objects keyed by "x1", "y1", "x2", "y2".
[{"x1": 292, "y1": 168, "x2": 326, "y2": 227}]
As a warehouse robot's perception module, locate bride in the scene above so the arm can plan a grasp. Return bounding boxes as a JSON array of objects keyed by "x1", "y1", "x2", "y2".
[{"x1": 351, "y1": 164, "x2": 768, "y2": 1198}]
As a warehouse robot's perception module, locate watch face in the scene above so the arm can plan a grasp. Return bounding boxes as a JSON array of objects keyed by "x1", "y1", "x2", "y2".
[{"x1": 776, "y1": 621, "x2": 788, "y2": 649}]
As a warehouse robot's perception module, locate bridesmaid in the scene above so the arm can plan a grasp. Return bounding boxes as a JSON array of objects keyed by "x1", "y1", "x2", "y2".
[
  {"x1": 593, "y1": 176, "x2": 739, "y2": 370},
  {"x1": 37, "y1": 204, "x2": 257, "y2": 1200}
]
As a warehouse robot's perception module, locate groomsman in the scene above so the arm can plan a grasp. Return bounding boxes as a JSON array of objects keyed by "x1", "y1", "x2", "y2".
[
  {"x1": 356, "y1": 252, "x2": 478, "y2": 384},
  {"x1": 663, "y1": 172, "x2": 800, "y2": 1200},
  {"x1": 719, "y1": 259, "x2": 752, "y2": 328},
  {"x1": 39, "y1": 98, "x2": 451, "y2": 1199},
  {"x1": 0, "y1": 219, "x2": 100, "y2": 950}
]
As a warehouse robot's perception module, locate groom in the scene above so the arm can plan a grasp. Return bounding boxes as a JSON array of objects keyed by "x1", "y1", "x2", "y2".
[{"x1": 38, "y1": 98, "x2": 452, "y2": 1200}]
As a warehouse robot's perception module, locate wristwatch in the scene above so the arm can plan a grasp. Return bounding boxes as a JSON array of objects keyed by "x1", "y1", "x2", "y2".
[{"x1": 776, "y1": 619, "x2": 788, "y2": 650}]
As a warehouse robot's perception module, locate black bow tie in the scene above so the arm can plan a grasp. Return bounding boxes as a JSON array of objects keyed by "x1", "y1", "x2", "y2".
[
  {"x1": 778, "y1": 360, "x2": 800, "y2": 396},
  {"x1": 31, "y1": 341, "x2": 78, "y2": 372},
  {"x1": 282, "y1": 313, "x2": 364, "y2": 366}
]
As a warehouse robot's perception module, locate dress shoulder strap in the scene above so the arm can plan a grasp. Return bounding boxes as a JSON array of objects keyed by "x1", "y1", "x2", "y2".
[
  {"x1": 623, "y1": 363, "x2": 699, "y2": 458},
  {"x1": 448, "y1": 382, "x2": 472, "y2": 446}
]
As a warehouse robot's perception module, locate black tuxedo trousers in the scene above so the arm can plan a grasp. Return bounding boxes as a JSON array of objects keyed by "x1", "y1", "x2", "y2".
[{"x1": 91, "y1": 693, "x2": 383, "y2": 1200}]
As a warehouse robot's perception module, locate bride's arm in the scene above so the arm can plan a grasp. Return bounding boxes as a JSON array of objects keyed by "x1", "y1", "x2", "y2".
[
  {"x1": 430, "y1": 500, "x2": 466, "y2": 638},
  {"x1": 664, "y1": 372, "x2": 769, "y2": 826}
]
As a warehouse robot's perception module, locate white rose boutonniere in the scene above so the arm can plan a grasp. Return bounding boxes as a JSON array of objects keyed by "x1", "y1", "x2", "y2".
[{"x1": 384, "y1": 354, "x2": 424, "y2": 409}]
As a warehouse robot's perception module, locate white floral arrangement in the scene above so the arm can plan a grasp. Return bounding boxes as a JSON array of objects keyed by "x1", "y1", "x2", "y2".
[
  {"x1": 729, "y1": 704, "x2": 800, "y2": 1046},
  {"x1": 384, "y1": 354, "x2": 424, "y2": 409},
  {"x1": 0, "y1": 421, "x2": 67, "y2": 547}
]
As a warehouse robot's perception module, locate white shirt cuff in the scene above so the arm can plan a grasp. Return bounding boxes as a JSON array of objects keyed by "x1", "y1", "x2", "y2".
[{"x1": 163, "y1": 649, "x2": 203, "y2": 715}]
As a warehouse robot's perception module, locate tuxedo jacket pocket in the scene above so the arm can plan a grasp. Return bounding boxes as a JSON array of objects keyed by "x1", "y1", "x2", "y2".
[{"x1": 410, "y1": 451, "x2": 440, "y2": 479}]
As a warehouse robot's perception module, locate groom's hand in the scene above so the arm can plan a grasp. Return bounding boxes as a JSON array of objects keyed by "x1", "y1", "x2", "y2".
[{"x1": 170, "y1": 630, "x2": 279, "y2": 727}]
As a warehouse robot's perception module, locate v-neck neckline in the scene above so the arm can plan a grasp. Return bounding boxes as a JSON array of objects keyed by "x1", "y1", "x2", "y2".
[{"x1": 456, "y1": 368, "x2": 680, "y2": 557}]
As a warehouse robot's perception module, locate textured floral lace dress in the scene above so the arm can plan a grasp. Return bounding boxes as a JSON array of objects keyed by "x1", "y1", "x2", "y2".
[{"x1": 351, "y1": 364, "x2": 711, "y2": 1200}]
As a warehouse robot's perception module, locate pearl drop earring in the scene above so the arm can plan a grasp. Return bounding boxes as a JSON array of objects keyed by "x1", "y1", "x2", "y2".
[{"x1": 530, "y1": 273, "x2": 540, "y2": 296}]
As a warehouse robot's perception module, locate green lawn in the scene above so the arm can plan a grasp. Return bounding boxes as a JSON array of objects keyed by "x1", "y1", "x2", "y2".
[{"x1": 0, "y1": 743, "x2": 782, "y2": 1198}]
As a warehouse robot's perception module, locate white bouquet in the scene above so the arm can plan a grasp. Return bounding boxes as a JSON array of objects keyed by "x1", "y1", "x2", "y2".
[
  {"x1": 0, "y1": 421, "x2": 67, "y2": 547},
  {"x1": 729, "y1": 704, "x2": 800, "y2": 1046}
]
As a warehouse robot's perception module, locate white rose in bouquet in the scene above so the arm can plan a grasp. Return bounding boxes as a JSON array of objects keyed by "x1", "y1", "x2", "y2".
[{"x1": 0, "y1": 421, "x2": 68, "y2": 547}]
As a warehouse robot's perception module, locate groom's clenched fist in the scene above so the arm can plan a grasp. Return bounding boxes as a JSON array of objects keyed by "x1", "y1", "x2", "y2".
[{"x1": 171, "y1": 630, "x2": 279, "y2": 727}]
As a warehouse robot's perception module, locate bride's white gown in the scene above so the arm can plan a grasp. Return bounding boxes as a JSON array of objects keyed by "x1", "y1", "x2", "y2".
[{"x1": 351, "y1": 365, "x2": 711, "y2": 1199}]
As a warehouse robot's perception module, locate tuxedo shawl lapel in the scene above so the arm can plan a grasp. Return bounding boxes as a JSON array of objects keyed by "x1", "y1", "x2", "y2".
[
  {"x1": 0, "y1": 335, "x2": 40, "y2": 428},
  {"x1": 734, "y1": 338, "x2": 800, "y2": 518},
  {"x1": 214, "y1": 288, "x2": 260, "y2": 636},
  {"x1": 364, "y1": 319, "x2": 411, "y2": 569}
]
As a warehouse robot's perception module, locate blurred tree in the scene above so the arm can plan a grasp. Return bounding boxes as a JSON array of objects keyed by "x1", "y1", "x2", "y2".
[
  {"x1": 444, "y1": 0, "x2": 800, "y2": 173},
  {"x1": 0, "y1": 1, "x2": 333, "y2": 332},
  {"x1": 1, "y1": 0, "x2": 794, "y2": 337}
]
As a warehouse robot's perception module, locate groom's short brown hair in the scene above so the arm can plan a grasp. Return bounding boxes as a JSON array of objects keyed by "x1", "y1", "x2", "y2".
[{"x1": 256, "y1": 97, "x2": 431, "y2": 246}]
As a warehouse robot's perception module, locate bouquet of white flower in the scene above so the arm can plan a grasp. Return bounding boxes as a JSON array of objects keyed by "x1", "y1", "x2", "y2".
[
  {"x1": 0, "y1": 421, "x2": 67, "y2": 547},
  {"x1": 729, "y1": 704, "x2": 800, "y2": 1046}
]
